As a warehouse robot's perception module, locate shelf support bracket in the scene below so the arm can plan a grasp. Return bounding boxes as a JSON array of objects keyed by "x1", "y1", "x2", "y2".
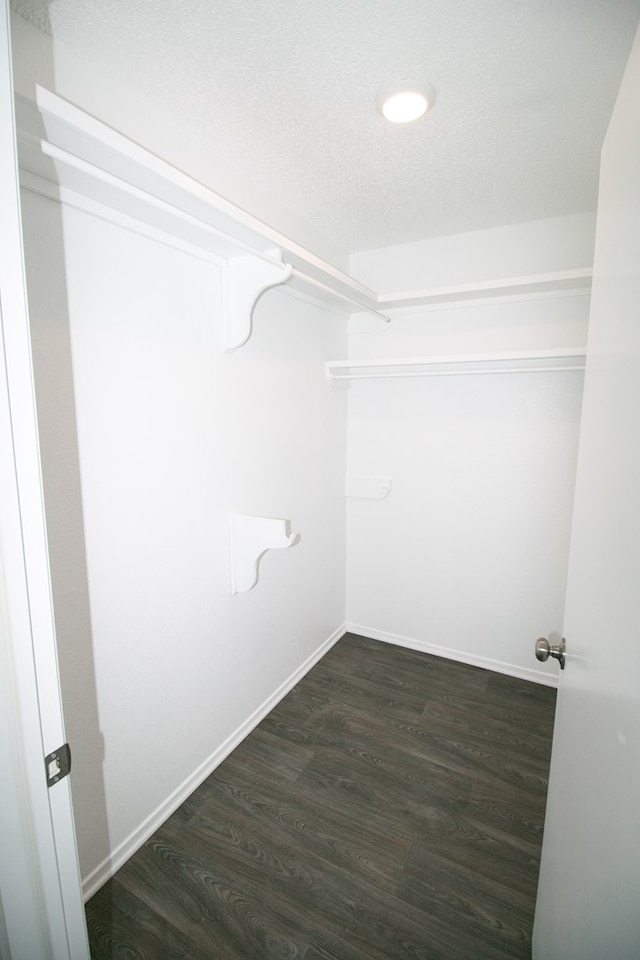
[
  {"x1": 229, "y1": 513, "x2": 300, "y2": 595},
  {"x1": 223, "y1": 253, "x2": 293, "y2": 350}
]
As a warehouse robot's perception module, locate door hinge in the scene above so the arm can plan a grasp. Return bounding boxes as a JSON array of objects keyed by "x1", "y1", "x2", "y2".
[{"x1": 45, "y1": 743, "x2": 71, "y2": 787}]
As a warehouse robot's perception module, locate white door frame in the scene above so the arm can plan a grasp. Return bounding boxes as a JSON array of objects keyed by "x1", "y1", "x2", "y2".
[{"x1": 0, "y1": 1, "x2": 88, "y2": 956}]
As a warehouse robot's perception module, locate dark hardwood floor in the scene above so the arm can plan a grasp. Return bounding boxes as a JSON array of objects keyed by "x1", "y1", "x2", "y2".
[{"x1": 85, "y1": 633, "x2": 556, "y2": 959}]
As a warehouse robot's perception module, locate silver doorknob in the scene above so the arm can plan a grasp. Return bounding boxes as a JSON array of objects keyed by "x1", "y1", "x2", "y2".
[{"x1": 535, "y1": 636, "x2": 566, "y2": 670}]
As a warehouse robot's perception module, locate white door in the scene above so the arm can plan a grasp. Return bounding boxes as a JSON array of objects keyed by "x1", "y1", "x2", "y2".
[
  {"x1": 0, "y1": 2, "x2": 89, "y2": 956},
  {"x1": 533, "y1": 23, "x2": 640, "y2": 960}
]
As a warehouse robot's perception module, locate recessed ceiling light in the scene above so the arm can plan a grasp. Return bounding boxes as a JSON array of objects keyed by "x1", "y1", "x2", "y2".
[{"x1": 376, "y1": 80, "x2": 436, "y2": 124}]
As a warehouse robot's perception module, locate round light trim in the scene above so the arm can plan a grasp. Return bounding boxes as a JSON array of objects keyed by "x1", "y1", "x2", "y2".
[{"x1": 376, "y1": 81, "x2": 436, "y2": 124}]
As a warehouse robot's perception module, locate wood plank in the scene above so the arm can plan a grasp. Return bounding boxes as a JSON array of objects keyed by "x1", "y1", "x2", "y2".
[{"x1": 85, "y1": 632, "x2": 556, "y2": 959}]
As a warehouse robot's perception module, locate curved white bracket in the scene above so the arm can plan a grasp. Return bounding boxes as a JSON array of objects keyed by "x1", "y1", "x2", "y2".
[
  {"x1": 223, "y1": 254, "x2": 293, "y2": 351},
  {"x1": 229, "y1": 514, "x2": 300, "y2": 595}
]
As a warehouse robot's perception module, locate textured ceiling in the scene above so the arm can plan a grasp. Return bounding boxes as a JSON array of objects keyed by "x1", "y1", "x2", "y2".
[{"x1": 10, "y1": 0, "x2": 640, "y2": 254}]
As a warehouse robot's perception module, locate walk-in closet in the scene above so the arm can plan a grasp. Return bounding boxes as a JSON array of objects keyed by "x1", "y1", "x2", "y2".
[{"x1": 4, "y1": 3, "x2": 640, "y2": 958}]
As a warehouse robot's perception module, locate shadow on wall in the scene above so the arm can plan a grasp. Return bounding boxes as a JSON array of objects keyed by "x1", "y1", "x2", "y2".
[{"x1": 16, "y1": 11, "x2": 111, "y2": 902}]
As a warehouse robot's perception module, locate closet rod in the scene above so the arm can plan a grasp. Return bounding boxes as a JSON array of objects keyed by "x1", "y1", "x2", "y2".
[{"x1": 289, "y1": 267, "x2": 391, "y2": 323}]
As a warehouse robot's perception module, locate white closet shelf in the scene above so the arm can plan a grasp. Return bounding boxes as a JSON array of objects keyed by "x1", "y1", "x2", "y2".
[
  {"x1": 326, "y1": 348, "x2": 587, "y2": 381},
  {"x1": 15, "y1": 87, "x2": 381, "y2": 320},
  {"x1": 15, "y1": 87, "x2": 593, "y2": 328},
  {"x1": 377, "y1": 269, "x2": 592, "y2": 310}
]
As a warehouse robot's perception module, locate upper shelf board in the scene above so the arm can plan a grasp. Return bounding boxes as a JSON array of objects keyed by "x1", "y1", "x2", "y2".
[
  {"x1": 377, "y1": 268, "x2": 593, "y2": 311},
  {"x1": 15, "y1": 87, "x2": 592, "y2": 317},
  {"x1": 15, "y1": 87, "x2": 379, "y2": 314},
  {"x1": 326, "y1": 348, "x2": 587, "y2": 380}
]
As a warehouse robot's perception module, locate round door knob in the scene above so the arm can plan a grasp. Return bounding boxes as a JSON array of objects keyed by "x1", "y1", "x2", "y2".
[
  {"x1": 535, "y1": 636, "x2": 566, "y2": 670},
  {"x1": 535, "y1": 638, "x2": 551, "y2": 662}
]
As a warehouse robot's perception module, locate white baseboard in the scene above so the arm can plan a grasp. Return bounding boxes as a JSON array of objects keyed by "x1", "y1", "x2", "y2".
[
  {"x1": 81, "y1": 622, "x2": 346, "y2": 901},
  {"x1": 345, "y1": 622, "x2": 559, "y2": 689}
]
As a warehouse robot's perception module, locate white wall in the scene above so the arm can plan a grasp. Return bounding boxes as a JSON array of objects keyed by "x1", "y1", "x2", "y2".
[
  {"x1": 350, "y1": 212, "x2": 596, "y2": 291},
  {"x1": 22, "y1": 189, "x2": 347, "y2": 895},
  {"x1": 345, "y1": 216, "x2": 591, "y2": 682}
]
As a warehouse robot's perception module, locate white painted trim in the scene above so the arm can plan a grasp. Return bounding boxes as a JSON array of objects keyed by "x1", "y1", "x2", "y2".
[
  {"x1": 327, "y1": 348, "x2": 587, "y2": 381},
  {"x1": 81, "y1": 623, "x2": 347, "y2": 901},
  {"x1": 375, "y1": 285, "x2": 592, "y2": 317},
  {"x1": 378, "y1": 267, "x2": 592, "y2": 310},
  {"x1": 0, "y1": 3, "x2": 88, "y2": 953},
  {"x1": 20, "y1": 170, "x2": 228, "y2": 267},
  {"x1": 16, "y1": 87, "x2": 593, "y2": 319},
  {"x1": 18, "y1": 175, "x2": 360, "y2": 328},
  {"x1": 31, "y1": 85, "x2": 361, "y2": 288},
  {"x1": 18, "y1": 86, "x2": 378, "y2": 309},
  {"x1": 345, "y1": 622, "x2": 559, "y2": 688}
]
